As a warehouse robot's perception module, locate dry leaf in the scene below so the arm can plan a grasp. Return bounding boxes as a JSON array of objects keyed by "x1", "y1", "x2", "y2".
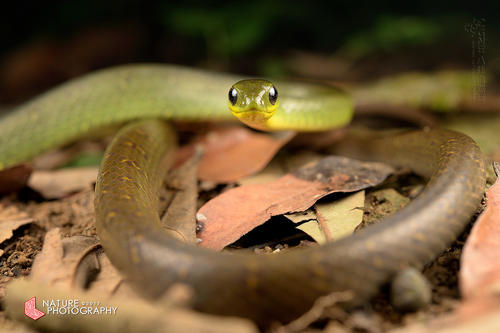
[
  {"x1": 284, "y1": 210, "x2": 317, "y2": 224},
  {"x1": 28, "y1": 167, "x2": 98, "y2": 199},
  {"x1": 197, "y1": 156, "x2": 393, "y2": 250},
  {"x1": 176, "y1": 126, "x2": 294, "y2": 183},
  {"x1": 159, "y1": 150, "x2": 201, "y2": 243},
  {"x1": 316, "y1": 191, "x2": 365, "y2": 242},
  {"x1": 296, "y1": 219, "x2": 326, "y2": 244},
  {"x1": 0, "y1": 205, "x2": 33, "y2": 243},
  {"x1": 460, "y1": 162, "x2": 500, "y2": 298},
  {"x1": 0, "y1": 164, "x2": 32, "y2": 195},
  {"x1": 32, "y1": 228, "x2": 139, "y2": 299},
  {"x1": 30, "y1": 228, "x2": 100, "y2": 289},
  {"x1": 285, "y1": 191, "x2": 365, "y2": 244}
]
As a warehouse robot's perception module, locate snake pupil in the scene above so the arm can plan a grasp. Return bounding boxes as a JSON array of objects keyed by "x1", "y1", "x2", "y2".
[
  {"x1": 268, "y1": 86, "x2": 278, "y2": 105},
  {"x1": 228, "y1": 87, "x2": 238, "y2": 105}
]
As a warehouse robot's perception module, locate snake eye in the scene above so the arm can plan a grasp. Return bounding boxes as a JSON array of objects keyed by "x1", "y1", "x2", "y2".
[
  {"x1": 268, "y1": 86, "x2": 278, "y2": 105},
  {"x1": 228, "y1": 87, "x2": 238, "y2": 105}
]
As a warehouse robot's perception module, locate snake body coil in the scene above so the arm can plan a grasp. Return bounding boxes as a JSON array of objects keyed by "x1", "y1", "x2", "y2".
[{"x1": 0, "y1": 65, "x2": 486, "y2": 325}]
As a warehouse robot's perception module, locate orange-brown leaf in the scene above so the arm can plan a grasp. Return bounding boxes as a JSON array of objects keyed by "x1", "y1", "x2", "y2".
[
  {"x1": 197, "y1": 156, "x2": 393, "y2": 250},
  {"x1": 176, "y1": 126, "x2": 294, "y2": 183},
  {"x1": 460, "y1": 163, "x2": 500, "y2": 298}
]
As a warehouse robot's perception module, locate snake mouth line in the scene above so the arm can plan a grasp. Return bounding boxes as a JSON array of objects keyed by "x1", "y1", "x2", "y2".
[
  {"x1": 231, "y1": 108, "x2": 274, "y2": 118},
  {"x1": 232, "y1": 107, "x2": 267, "y2": 113}
]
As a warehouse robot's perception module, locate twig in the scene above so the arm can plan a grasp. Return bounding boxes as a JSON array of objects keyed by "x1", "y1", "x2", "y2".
[{"x1": 272, "y1": 291, "x2": 353, "y2": 333}]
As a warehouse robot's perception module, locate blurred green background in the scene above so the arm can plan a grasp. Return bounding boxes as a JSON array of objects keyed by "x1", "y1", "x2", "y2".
[{"x1": 1, "y1": 1, "x2": 498, "y2": 102}]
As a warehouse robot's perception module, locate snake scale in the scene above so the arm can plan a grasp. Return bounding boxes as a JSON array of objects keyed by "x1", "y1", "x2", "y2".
[{"x1": 0, "y1": 64, "x2": 485, "y2": 325}]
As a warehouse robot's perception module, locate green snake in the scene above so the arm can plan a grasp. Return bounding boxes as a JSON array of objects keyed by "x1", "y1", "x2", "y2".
[{"x1": 0, "y1": 64, "x2": 485, "y2": 325}]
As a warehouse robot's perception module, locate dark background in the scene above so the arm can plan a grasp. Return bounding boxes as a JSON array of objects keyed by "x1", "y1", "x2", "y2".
[{"x1": 1, "y1": 1, "x2": 498, "y2": 103}]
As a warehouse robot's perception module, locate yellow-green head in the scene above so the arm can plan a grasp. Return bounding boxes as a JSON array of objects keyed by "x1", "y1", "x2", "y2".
[{"x1": 228, "y1": 79, "x2": 279, "y2": 130}]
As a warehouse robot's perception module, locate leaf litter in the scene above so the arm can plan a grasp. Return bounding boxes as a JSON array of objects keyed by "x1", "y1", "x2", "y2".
[
  {"x1": 197, "y1": 156, "x2": 394, "y2": 250},
  {"x1": 0, "y1": 117, "x2": 497, "y2": 332},
  {"x1": 3, "y1": 169, "x2": 258, "y2": 333}
]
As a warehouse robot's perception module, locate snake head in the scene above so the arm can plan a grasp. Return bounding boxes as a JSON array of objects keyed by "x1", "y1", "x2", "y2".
[{"x1": 228, "y1": 79, "x2": 279, "y2": 130}]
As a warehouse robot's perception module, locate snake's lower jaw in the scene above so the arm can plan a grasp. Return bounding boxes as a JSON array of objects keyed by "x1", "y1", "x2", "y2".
[{"x1": 230, "y1": 109, "x2": 274, "y2": 130}]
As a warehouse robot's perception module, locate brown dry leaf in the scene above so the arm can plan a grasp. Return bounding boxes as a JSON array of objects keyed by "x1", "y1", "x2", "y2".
[
  {"x1": 28, "y1": 167, "x2": 98, "y2": 199},
  {"x1": 0, "y1": 164, "x2": 32, "y2": 195},
  {"x1": 31, "y1": 227, "x2": 138, "y2": 299},
  {"x1": 30, "y1": 228, "x2": 100, "y2": 290},
  {"x1": 0, "y1": 204, "x2": 33, "y2": 244},
  {"x1": 30, "y1": 228, "x2": 64, "y2": 283},
  {"x1": 460, "y1": 162, "x2": 500, "y2": 298},
  {"x1": 159, "y1": 150, "x2": 201, "y2": 244},
  {"x1": 176, "y1": 126, "x2": 294, "y2": 183},
  {"x1": 197, "y1": 156, "x2": 393, "y2": 250}
]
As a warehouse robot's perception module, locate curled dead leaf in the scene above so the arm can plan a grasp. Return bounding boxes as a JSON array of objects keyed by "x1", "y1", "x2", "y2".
[{"x1": 30, "y1": 228, "x2": 100, "y2": 290}]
